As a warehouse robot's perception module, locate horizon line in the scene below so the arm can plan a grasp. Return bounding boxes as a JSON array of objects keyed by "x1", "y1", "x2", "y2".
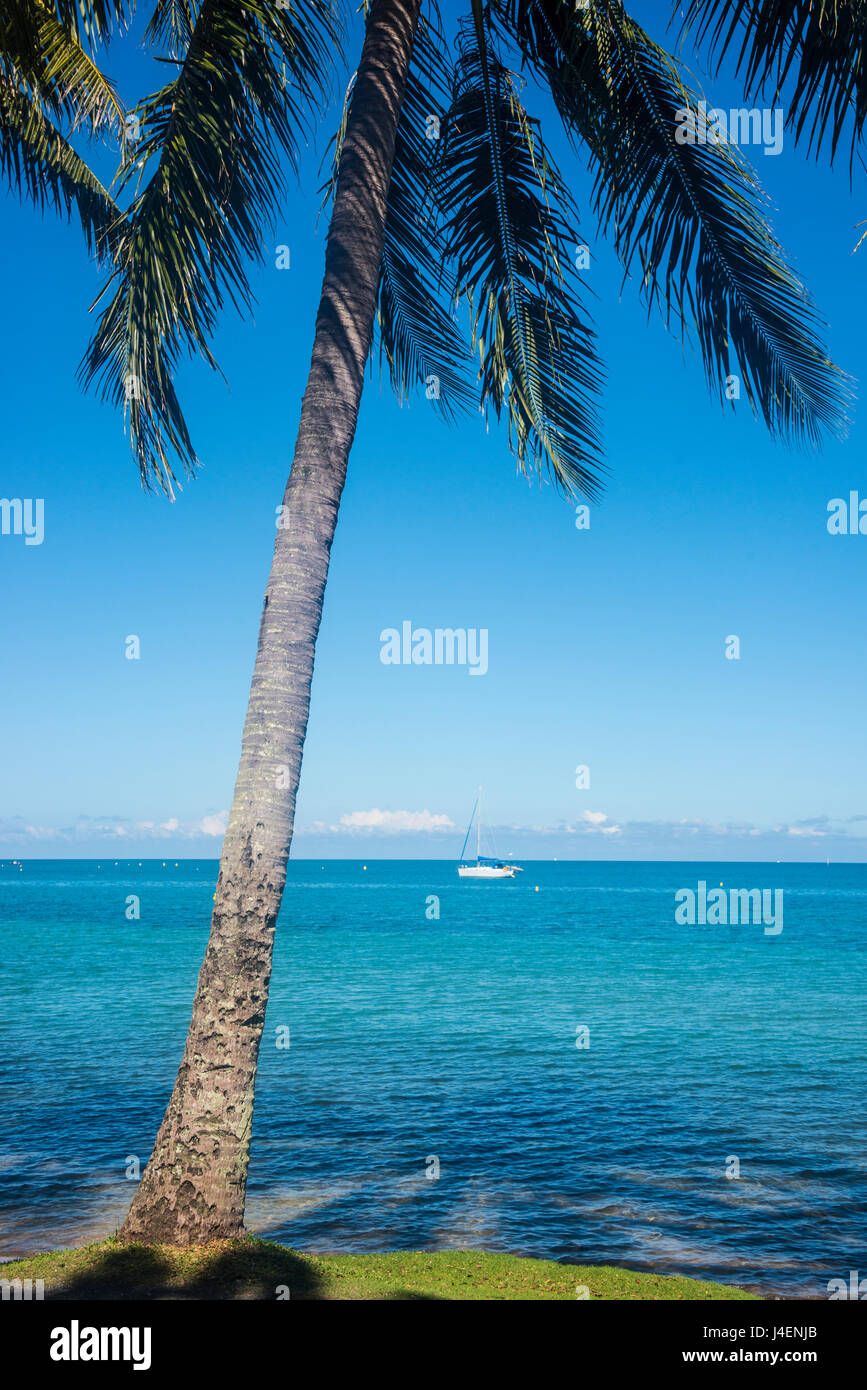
[{"x1": 0, "y1": 855, "x2": 854, "y2": 866}]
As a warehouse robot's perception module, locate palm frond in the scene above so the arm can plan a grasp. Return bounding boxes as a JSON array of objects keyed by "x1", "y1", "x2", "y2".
[
  {"x1": 0, "y1": 0, "x2": 124, "y2": 263},
  {"x1": 495, "y1": 0, "x2": 850, "y2": 446},
  {"x1": 52, "y1": 0, "x2": 132, "y2": 44},
  {"x1": 316, "y1": 69, "x2": 355, "y2": 220},
  {"x1": 32, "y1": 5, "x2": 126, "y2": 135},
  {"x1": 144, "y1": 0, "x2": 197, "y2": 57},
  {"x1": 1, "y1": 0, "x2": 125, "y2": 138},
  {"x1": 375, "y1": 2, "x2": 478, "y2": 422},
  {"x1": 435, "y1": 0, "x2": 603, "y2": 497},
  {"x1": 676, "y1": 0, "x2": 867, "y2": 171},
  {"x1": 1, "y1": 1, "x2": 128, "y2": 75},
  {"x1": 79, "y1": 0, "x2": 343, "y2": 493},
  {"x1": 0, "y1": 85, "x2": 122, "y2": 260}
]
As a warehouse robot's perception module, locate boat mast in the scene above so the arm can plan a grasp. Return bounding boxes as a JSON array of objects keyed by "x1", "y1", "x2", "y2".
[
  {"x1": 458, "y1": 793, "x2": 479, "y2": 865},
  {"x1": 477, "y1": 785, "x2": 482, "y2": 860}
]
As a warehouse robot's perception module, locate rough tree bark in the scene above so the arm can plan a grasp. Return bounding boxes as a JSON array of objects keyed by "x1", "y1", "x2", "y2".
[{"x1": 120, "y1": 0, "x2": 423, "y2": 1245}]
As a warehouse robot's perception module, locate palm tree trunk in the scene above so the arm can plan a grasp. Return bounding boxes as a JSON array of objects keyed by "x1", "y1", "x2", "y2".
[{"x1": 120, "y1": 0, "x2": 423, "y2": 1246}]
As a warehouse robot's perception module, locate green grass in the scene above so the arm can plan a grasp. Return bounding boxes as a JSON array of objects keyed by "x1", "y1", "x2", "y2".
[{"x1": 2, "y1": 1238, "x2": 758, "y2": 1300}]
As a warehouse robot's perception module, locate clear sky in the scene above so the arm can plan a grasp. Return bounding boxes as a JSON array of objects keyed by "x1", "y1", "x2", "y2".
[{"x1": 2, "y1": 1, "x2": 866, "y2": 860}]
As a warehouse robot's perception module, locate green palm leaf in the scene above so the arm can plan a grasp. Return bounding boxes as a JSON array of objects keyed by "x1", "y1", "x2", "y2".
[
  {"x1": 1, "y1": 2, "x2": 127, "y2": 127},
  {"x1": 0, "y1": 86, "x2": 122, "y2": 259},
  {"x1": 80, "y1": 0, "x2": 342, "y2": 493},
  {"x1": 676, "y1": 0, "x2": 867, "y2": 172},
  {"x1": 495, "y1": 0, "x2": 850, "y2": 445},
  {"x1": 0, "y1": 1, "x2": 125, "y2": 257},
  {"x1": 144, "y1": 0, "x2": 197, "y2": 56},
  {"x1": 52, "y1": 0, "x2": 132, "y2": 43},
  {"x1": 375, "y1": 2, "x2": 478, "y2": 422},
  {"x1": 435, "y1": 0, "x2": 604, "y2": 497},
  {"x1": 30, "y1": 4, "x2": 125, "y2": 136}
]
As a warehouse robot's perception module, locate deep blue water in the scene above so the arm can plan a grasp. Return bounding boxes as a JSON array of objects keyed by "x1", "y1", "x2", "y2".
[{"x1": 1, "y1": 858, "x2": 865, "y2": 1296}]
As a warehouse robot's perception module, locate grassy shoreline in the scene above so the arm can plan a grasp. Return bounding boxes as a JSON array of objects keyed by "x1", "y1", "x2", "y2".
[{"x1": 2, "y1": 1238, "x2": 758, "y2": 1301}]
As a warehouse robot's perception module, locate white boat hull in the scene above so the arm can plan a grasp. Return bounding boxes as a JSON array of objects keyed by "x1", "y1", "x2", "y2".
[
  {"x1": 457, "y1": 791, "x2": 523, "y2": 878},
  {"x1": 458, "y1": 864, "x2": 522, "y2": 879}
]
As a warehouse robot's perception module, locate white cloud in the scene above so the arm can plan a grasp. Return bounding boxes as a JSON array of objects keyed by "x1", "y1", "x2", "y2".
[
  {"x1": 337, "y1": 809, "x2": 455, "y2": 834},
  {"x1": 0, "y1": 813, "x2": 229, "y2": 843},
  {"x1": 196, "y1": 811, "x2": 229, "y2": 837},
  {"x1": 558, "y1": 811, "x2": 618, "y2": 834},
  {"x1": 14, "y1": 823, "x2": 58, "y2": 840},
  {"x1": 4, "y1": 807, "x2": 864, "y2": 859}
]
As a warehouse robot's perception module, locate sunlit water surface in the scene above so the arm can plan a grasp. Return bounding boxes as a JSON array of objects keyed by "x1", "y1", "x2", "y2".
[{"x1": 1, "y1": 858, "x2": 864, "y2": 1296}]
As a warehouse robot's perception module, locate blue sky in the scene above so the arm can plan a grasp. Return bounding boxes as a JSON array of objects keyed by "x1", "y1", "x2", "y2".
[{"x1": 2, "y1": 1, "x2": 867, "y2": 860}]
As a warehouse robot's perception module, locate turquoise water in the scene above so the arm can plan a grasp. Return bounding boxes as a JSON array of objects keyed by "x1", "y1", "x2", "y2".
[{"x1": 1, "y1": 858, "x2": 865, "y2": 1295}]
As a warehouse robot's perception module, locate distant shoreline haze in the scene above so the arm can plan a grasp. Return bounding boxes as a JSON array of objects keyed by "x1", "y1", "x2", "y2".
[{"x1": 1, "y1": 849, "x2": 863, "y2": 863}]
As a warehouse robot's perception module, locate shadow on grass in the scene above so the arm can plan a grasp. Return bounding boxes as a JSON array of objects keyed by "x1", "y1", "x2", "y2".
[
  {"x1": 377, "y1": 1290, "x2": 443, "y2": 1300},
  {"x1": 48, "y1": 1241, "x2": 326, "y2": 1301}
]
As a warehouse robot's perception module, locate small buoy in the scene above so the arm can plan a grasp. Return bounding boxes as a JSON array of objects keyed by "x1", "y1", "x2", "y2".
[
  {"x1": 535, "y1": 886, "x2": 539, "y2": 892},
  {"x1": 363, "y1": 865, "x2": 367, "y2": 871}
]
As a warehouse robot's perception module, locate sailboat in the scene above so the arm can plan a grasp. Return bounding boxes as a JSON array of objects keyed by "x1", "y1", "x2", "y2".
[{"x1": 457, "y1": 789, "x2": 523, "y2": 879}]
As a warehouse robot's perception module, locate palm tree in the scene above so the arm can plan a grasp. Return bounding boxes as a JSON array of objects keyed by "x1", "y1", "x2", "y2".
[
  {"x1": 70, "y1": 0, "x2": 852, "y2": 1243},
  {"x1": 105, "y1": 0, "x2": 422, "y2": 1244}
]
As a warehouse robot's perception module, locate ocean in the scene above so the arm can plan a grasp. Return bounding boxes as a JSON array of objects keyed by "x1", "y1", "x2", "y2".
[{"x1": 1, "y1": 858, "x2": 864, "y2": 1296}]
